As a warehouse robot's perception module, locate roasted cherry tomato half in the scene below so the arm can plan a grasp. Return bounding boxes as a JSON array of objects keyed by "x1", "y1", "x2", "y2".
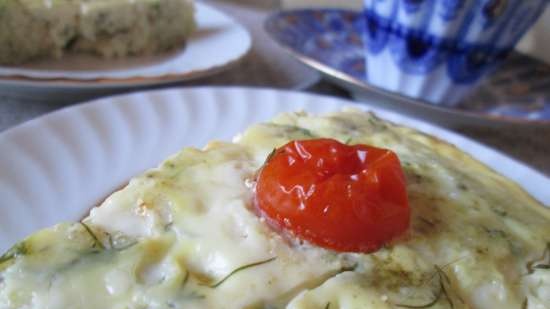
[{"x1": 255, "y1": 138, "x2": 409, "y2": 253}]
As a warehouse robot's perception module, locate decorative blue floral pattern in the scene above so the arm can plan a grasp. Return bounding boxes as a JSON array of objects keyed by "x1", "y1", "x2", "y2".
[
  {"x1": 402, "y1": 0, "x2": 427, "y2": 13},
  {"x1": 363, "y1": 0, "x2": 547, "y2": 84},
  {"x1": 268, "y1": 10, "x2": 366, "y2": 80},
  {"x1": 481, "y1": 0, "x2": 508, "y2": 27},
  {"x1": 388, "y1": 32, "x2": 448, "y2": 74},
  {"x1": 439, "y1": 0, "x2": 465, "y2": 20},
  {"x1": 364, "y1": 11, "x2": 390, "y2": 54},
  {"x1": 264, "y1": 9, "x2": 550, "y2": 122}
]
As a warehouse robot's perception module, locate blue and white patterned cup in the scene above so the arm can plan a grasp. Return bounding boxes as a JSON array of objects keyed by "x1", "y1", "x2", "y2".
[{"x1": 363, "y1": 0, "x2": 548, "y2": 105}]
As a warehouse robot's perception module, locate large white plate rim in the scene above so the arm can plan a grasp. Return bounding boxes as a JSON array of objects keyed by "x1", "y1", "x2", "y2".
[{"x1": 0, "y1": 86, "x2": 548, "y2": 252}]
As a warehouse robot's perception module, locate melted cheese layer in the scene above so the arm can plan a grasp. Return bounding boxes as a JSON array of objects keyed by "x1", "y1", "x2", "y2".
[{"x1": 0, "y1": 110, "x2": 549, "y2": 309}]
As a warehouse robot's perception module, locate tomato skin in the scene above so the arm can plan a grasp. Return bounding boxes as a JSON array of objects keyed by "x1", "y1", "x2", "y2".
[{"x1": 255, "y1": 139, "x2": 409, "y2": 253}]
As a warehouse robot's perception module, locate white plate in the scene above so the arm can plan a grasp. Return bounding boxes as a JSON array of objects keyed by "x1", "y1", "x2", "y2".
[
  {"x1": 0, "y1": 3, "x2": 251, "y2": 89},
  {"x1": 0, "y1": 87, "x2": 548, "y2": 252}
]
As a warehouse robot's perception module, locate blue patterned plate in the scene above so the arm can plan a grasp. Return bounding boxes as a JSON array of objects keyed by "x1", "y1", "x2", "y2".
[{"x1": 265, "y1": 9, "x2": 550, "y2": 126}]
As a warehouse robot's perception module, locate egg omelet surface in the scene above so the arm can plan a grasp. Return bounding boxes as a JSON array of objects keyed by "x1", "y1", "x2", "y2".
[{"x1": 0, "y1": 110, "x2": 549, "y2": 309}]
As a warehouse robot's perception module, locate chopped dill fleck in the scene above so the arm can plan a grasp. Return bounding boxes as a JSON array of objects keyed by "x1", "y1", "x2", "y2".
[
  {"x1": 102, "y1": 230, "x2": 138, "y2": 251},
  {"x1": 436, "y1": 266, "x2": 454, "y2": 309},
  {"x1": 395, "y1": 266, "x2": 455, "y2": 309},
  {"x1": 182, "y1": 270, "x2": 190, "y2": 287},
  {"x1": 395, "y1": 293, "x2": 440, "y2": 308},
  {"x1": 344, "y1": 137, "x2": 352, "y2": 145},
  {"x1": 108, "y1": 234, "x2": 115, "y2": 248},
  {"x1": 0, "y1": 242, "x2": 27, "y2": 265},
  {"x1": 265, "y1": 149, "x2": 277, "y2": 164},
  {"x1": 367, "y1": 117, "x2": 387, "y2": 130},
  {"x1": 492, "y1": 208, "x2": 508, "y2": 217},
  {"x1": 526, "y1": 242, "x2": 550, "y2": 275},
  {"x1": 340, "y1": 264, "x2": 358, "y2": 272},
  {"x1": 282, "y1": 125, "x2": 315, "y2": 138},
  {"x1": 164, "y1": 222, "x2": 174, "y2": 232},
  {"x1": 207, "y1": 257, "x2": 276, "y2": 288},
  {"x1": 298, "y1": 127, "x2": 315, "y2": 137},
  {"x1": 418, "y1": 217, "x2": 435, "y2": 227},
  {"x1": 324, "y1": 263, "x2": 356, "y2": 281},
  {"x1": 482, "y1": 226, "x2": 507, "y2": 239},
  {"x1": 80, "y1": 222, "x2": 105, "y2": 250},
  {"x1": 324, "y1": 302, "x2": 331, "y2": 309}
]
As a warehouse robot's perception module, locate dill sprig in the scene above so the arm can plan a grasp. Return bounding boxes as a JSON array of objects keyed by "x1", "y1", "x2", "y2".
[
  {"x1": 182, "y1": 269, "x2": 190, "y2": 287},
  {"x1": 318, "y1": 263, "x2": 358, "y2": 286},
  {"x1": 101, "y1": 229, "x2": 137, "y2": 251},
  {"x1": 395, "y1": 277, "x2": 442, "y2": 309},
  {"x1": 291, "y1": 126, "x2": 314, "y2": 137},
  {"x1": 108, "y1": 234, "x2": 115, "y2": 249},
  {"x1": 436, "y1": 266, "x2": 454, "y2": 309},
  {"x1": 418, "y1": 217, "x2": 435, "y2": 227},
  {"x1": 0, "y1": 254, "x2": 11, "y2": 265},
  {"x1": 0, "y1": 242, "x2": 27, "y2": 265},
  {"x1": 395, "y1": 266, "x2": 455, "y2": 309},
  {"x1": 80, "y1": 222, "x2": 105, "y2": 250},
  {"x1": 526, "y1": 242, "x2": 550, "y2": 275},
  {"x1": 264, "y1": 149, "x2": 277, "y2": 164},
  {"x1": 207, "y1": 257, "x2": 276, "y2": 288}
]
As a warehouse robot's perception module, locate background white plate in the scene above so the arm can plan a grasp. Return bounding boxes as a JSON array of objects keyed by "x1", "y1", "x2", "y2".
[
  {"x1": 0, "y1": 87, "x2": 548, "y2": 252},
  {"x1": 0, "y1": 3, "x2": 251, "y2": 88}
]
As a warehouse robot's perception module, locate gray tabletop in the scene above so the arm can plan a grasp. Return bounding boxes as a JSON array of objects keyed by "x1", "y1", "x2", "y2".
[{"x1": 0, "y1": 0, "x2": 549, "y2": 177}]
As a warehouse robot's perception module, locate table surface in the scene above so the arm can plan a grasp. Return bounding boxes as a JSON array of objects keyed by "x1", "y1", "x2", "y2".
[{"x1": 0, "y1": 0, "x2": 549, "y2": 177}]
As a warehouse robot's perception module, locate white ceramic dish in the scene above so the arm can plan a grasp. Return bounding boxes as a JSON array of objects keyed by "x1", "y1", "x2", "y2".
[
  {"x1": 0, "y1": 87, "x2": 548, "y2": 252},
  {"x1": 0, "y1": 3, "x2": 251, "y2": 89}
]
